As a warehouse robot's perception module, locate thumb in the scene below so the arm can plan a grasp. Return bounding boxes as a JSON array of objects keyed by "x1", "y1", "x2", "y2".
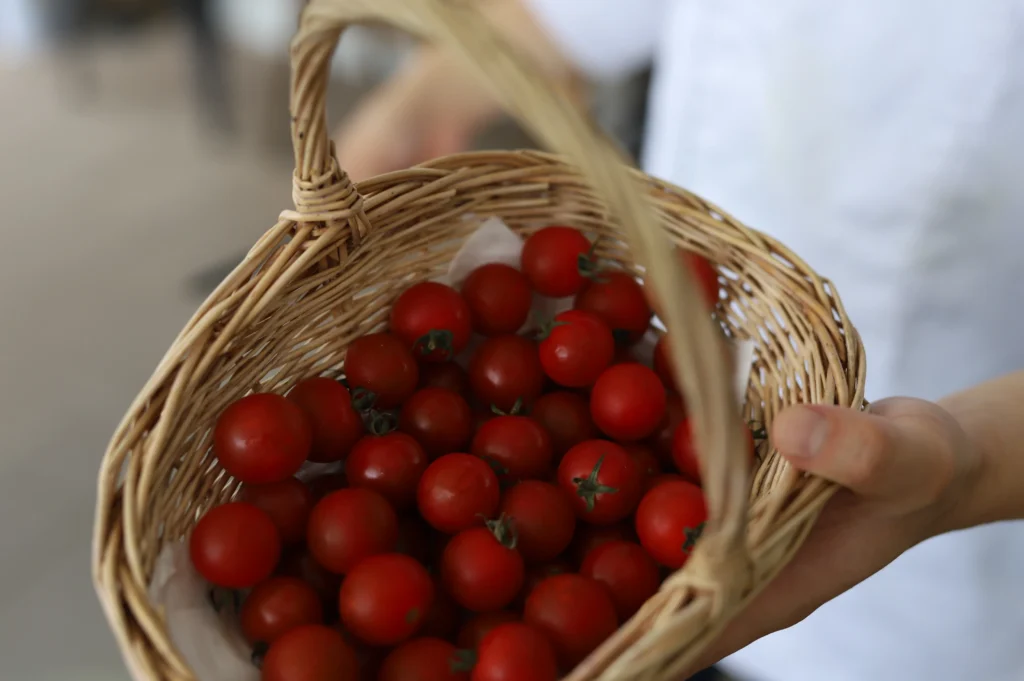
[{"x1": 771, "y1": 400, "x2": 955, "y2": 505}]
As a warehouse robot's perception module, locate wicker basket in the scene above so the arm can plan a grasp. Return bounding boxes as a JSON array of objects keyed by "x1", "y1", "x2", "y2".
[{"x1": 92, "y1": 0, "x2": 866, "y2": 679}]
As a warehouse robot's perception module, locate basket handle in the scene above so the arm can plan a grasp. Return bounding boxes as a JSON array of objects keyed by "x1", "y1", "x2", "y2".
[{"x1": 291, "y1": 0, "x2": 752, "y2": 668}]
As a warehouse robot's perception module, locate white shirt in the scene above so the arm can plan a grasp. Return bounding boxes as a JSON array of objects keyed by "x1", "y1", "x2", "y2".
[{"x1": 527, "y1": 1, "x2": 1024, "y2": 680}]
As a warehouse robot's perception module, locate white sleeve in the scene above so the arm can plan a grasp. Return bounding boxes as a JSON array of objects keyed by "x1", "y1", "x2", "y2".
[{"x1": 523, "y1": 0, "x2": 667, "y2": 80}]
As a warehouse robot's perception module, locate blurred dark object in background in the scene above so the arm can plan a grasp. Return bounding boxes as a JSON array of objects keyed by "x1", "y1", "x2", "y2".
[{"x1": 40, "y1": 0, "x2": 235, "y2": 134}]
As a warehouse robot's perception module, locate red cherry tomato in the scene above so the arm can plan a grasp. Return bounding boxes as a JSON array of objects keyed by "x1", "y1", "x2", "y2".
[
  {"x1": 419, "y1": 361, "x2": 471, "y2": 399},
  {"x1": 306, "y1": 488, "x2": 398, "y2": 574},
  {"x1": 261, "y1": 625, "x2": 359, "y2": 681},
  {"x1": 523, "y1": 574, "x2": 618, "y2": 668},
  {"x1": 635, "y1": 479, "x2": 708, "y2": 569},
  {"x1": 391, "y1": 282, "x2": 472, "y2": 362},
  {"x1": 189, "y1": 502, "x2": 280, "y2": 588},
  {"x1": 345, "y1": 333, "x2": 420, "y2": 409},
  {"x1": 580, "y1": 540, "x2": 661, "y2": 620},
  {"x1": 241, "y1": 477, "x2": 314, "y2": 545},
  {"x1": 570, "y1": 521, "x2": 637, "y2": 567},
  {"x1": 590, "y1": 363, "x2": 667, "y2": 441},
  {"x1": 520, "y1": 226, "x2": 592, "y2": 298},
  {"x1": 557, "y1": 440, "x2": 642, "y2": 525},
  {"x1": 537, "y1": 309, "x2": 614, "y2": 388},
  {"x1": 417, "y1": 453, "x2": 500, "y2": 534},
  {"x1": 471, "y1": 415, "x2": 553, "y2": 482},
  {"x1": 575, "y1": 271, "x2": 652, "y2": 346},
  {"x1": 622, "y1": 443, "x2": 662, "y2": 488},
  {"x1": 380, "y1": 638, "x2": 472, "y2": 681},
  {"x1": 468, "y1": 335, "x2": 545, "y2": 413},
  {"x1": 681, "y1": 249, "x2": 721, "y2": 309},
  {"x1": 339, "y1": 553, "x2": 434, "y2": 646},
  {"x1": 213, "y1": 393, "x2": 311, "y2": 484},
  {"x1": 457, "y1": 611, "x2": 520, "y2": 650},
  {"x1": 647, "y1": 392, "x2": 686, "y2": 466},
  {"x1": 498, "y1": 481, "x2": 575, "y2": 563},
  {"x1": 461, "y1": 263, "x2": 533, "y2": 336},
  {"x1": 240, "y1": 576, "x2": 323, "y2": 645},
  {"x1": 345, "y1": 433, "x2": 428, "y2": 510},
  {"x1": 288, "y1": 377, "x2": 364, "y2": 463},
  {"x1": 517, "y1": 559, "x2": 574, "y2": 608},
  {"x1": 420, "y1": 582, "x2": 461, "y2": 640},
  {"x1": 442, "y1": 519, "x2": 525, "y2": 612},
  {"x1": 670, "y1": 419, "x2": 757, "y2": 484},
  {"x1": 399, "y1": 387, "x2": 473, "y2": 458},
  {"x1": 529, "y1": 391, "x2": 597, "y2": 457},
  {"x1": 472, "y1": 623, "x2": 559, "y2": 681}
]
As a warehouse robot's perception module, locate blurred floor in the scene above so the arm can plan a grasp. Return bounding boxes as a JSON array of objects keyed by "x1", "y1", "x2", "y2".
[{"x1": 0, "y1": 24, "x2": 292, "y2": 681}]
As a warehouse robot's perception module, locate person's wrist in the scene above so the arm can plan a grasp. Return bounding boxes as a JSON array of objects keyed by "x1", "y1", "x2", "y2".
[{"x1": 932, "y1": 398, "x2": 998, "y2": 534}]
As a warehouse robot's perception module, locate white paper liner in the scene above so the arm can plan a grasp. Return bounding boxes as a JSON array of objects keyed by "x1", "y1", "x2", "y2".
[{"x1": 148, "y1": 217, "x2": 756, "y2": 680}]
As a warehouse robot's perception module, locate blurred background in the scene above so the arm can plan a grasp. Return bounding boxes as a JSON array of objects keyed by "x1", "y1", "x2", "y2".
[{"x1": 0, "y1": 0, "x2": 647, "y2": 678}]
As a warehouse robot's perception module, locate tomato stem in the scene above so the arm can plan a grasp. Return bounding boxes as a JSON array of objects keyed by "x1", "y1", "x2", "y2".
[
  {"x1": 534, "y1": 319, "x2": 566, "y2": 341},
  {"x1": 250, "y1": 642, "x2": 268, "y2": 669},
  {"x1": 414, "y1": 329, "x2": 455, "y2": 360},
  {"x1": 351, "y1": 387, "x2": 377, "y2": 412},
  {"x1": 484, "y1": 513, "x2": 519, "y2": 550},
  {"x1": 450, "y1": 649, "x2": 477, "y2": 673},
  {"x1": 571, "y1": 454, "x2": 619, "y2": 512},
  {"x1": 577, "y1": 242, "x2": 606, "y2": 282},
  {"x1": 364, "y1": 409, "x2": 398, "y2": 435},
  {"x1": 490, "y1": 398, "x2": 526, "y2": 416},
  {"x1": 682, "y1": 521, "x2": 706, "y2": 554}
]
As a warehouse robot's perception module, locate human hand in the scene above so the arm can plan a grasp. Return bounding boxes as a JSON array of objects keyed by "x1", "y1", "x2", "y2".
[{"x1": 695, "y1": 397, "x2": 981, "y2": 670}]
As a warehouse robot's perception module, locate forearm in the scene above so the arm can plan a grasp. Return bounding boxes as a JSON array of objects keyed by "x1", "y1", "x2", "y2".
[{"x1": 939, "y1": 370, "x2": 1024, "y2": 528}]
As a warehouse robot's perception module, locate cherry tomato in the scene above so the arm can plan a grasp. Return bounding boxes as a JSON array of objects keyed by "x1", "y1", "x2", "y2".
[
  {"x1": 468, "y1": 335, "x2": 545, "y2": 412},
  {"x1": 241, "y1": 478, "x2": 314, "y2": 545},
  {"x1": 529, "y1": 391, "x2": 597, "y2": 457},
  {"x1": 498, "y1": 481, "x2": 575, "y2": 563},
  {"x1": 442, "y1": 518, "x2": 525, "y2": 612},
  {"x1": 380, "y1": 638, "x2": 472, "y2": 681},
  {"x1": 420, "y1": 581, "x2": 461, "y2": 640},
  {"x1": 622, "y1": 443, "x2": 662, "y2": 488},
  {"x1": 391, "y1": 282, "x2": 472, "y2": 362},
  {"x1": 590, "y1": 363, "x2": 667, "y2": 441},
  {"x1": 635, "y1": 479, "x2": 707, "y2": 569},
  {"x1": 575, "y1": 271, "x2": 652, "y2": 346},
  {"x1": 671, "y1": 420, "x2": 757, "y2": 484},
  {"x1": 517, "y1": 559, "x2": 574, "y2": 608},
  {"x1": 213, "y1": 393, "x2": 311, "y2": 484},
  {"x1": 647, "y1": 392, "x2": 686, "y2": 466},
  {"x1": 580, "y1": 540, "x2": 660, "y2": 620},
  {"x1": 275, "y1": 547, "x2": 342, "y2": 614},
  {"x1": 462, "y1": 263, "x2": 533, "y2": 336},
  {"x1": 240, "y1": 577, "x2": 323, "y2": 645},
  {"x1": 570, "y1": 521, "x2": 637, "y2": 567},
  {"x1": 288, "y1": 377, "x2": 364, "y2": 463},
  {"x1": 457, "y1": 611, "x2": 519, "y2": 650},
  {"x1": 520, "y1": 226, "x2": 592, "y2": 298},
  {"x1": 417, "y1": 453, "x2": 500, "y2": 533},
  {"x1": 345, "y1": 433, "x2": 428, "y2": 510},
  {"x1": 307, "y1": 488, "x2": 398, "y2": 574},
  {"x1": 261, "y1": 625, "x2": 359, "y2": 681},
  {"x1": 537, "y1": 310, "x2": 614, "y2": 388},
  {"x1": 471, "y1": 415, "x2": 553, "y2": 482},
  {"x1": 472, "y1": 623, "x2": 559, "y2": 681},
  {"x1": 523, "y1": 574, "x2": 618, "y2": 668},
  {"x1": 399, "y1": 387, "x2": 473, "y2": 458},
  {"x1": 419, "y1": 361, "x2": 471, "y2": 399},
  {"x1": 189, "y1": 502, "x2": 280, "y2": 588},
  {"x1": 345, "y1": 333, "x2": 419, "y2": 409},
  {"x1": 557, "y1": 440, "x2": 642, "y2": 525},
  {"x1": 339, "y1": 553, "x2": 434, "y2": 646}
]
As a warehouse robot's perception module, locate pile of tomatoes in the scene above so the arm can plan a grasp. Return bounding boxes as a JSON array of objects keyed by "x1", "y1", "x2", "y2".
[{"x1": 189, "y1": 226, "x2": 757, "y2": 681}]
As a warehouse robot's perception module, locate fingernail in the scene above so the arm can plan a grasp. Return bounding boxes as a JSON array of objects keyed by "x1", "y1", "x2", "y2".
[{"x1": 777, "y1": 406, "x2": 830, "y2": 458}]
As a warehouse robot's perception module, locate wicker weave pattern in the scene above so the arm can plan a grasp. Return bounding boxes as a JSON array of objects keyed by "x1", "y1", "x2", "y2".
[{"x1": 92, "y1": 1, "x2": 866, "y2": 680}]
